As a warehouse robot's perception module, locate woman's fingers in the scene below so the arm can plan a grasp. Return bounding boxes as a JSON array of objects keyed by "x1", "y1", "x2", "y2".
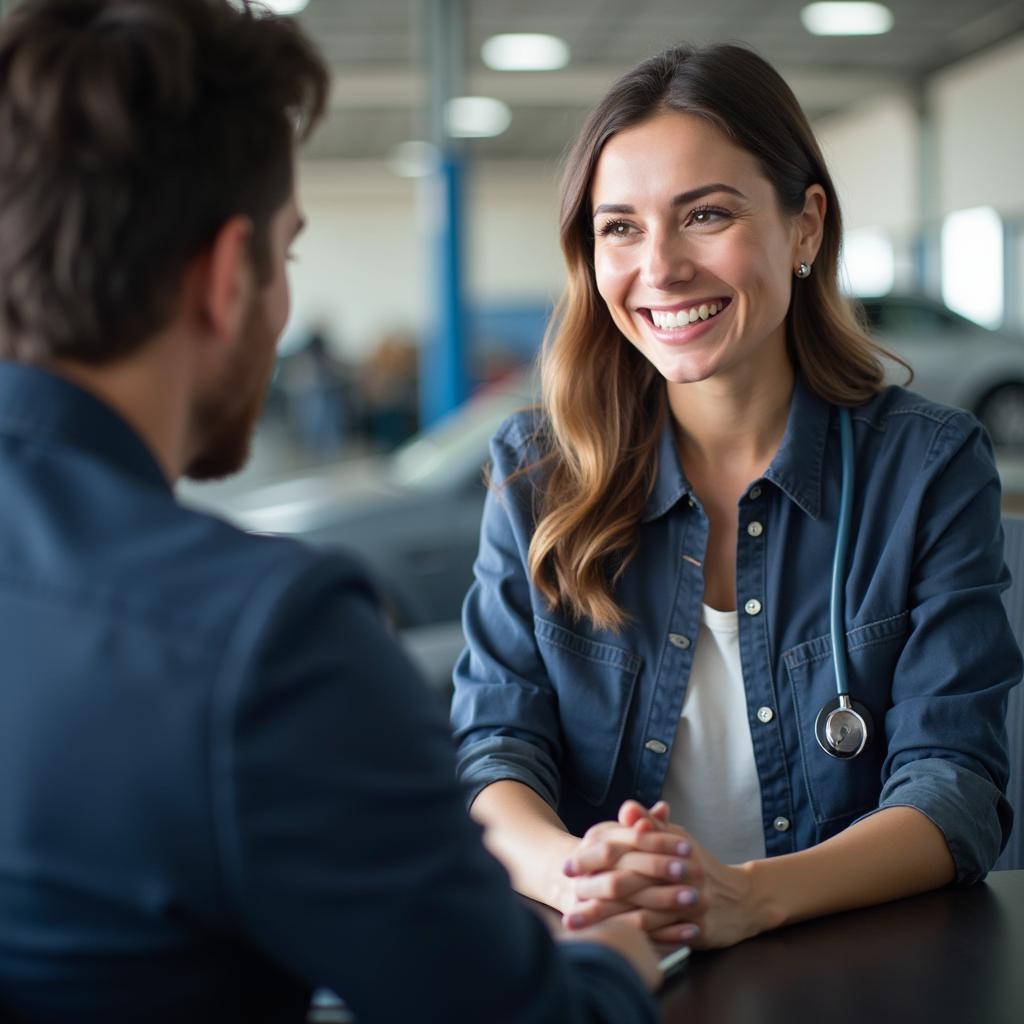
[
  {"x1": 563, "y1": 897, "x2": 629, "y2": 929},
  {"x1": 566, "y1": 901, "x2": 690, "y2": 936},
  {"x1": 649, "y1": 800, "x2": 671, "y2": 822},
  {"x1": 652, "y1": 922, "x2": 702, "y2": 946},
  {"x1": 571, "y1": 851, "x2": 695, "y2": 895},
  {"x1": 617, "y1": 800, "x2": 651, "y2": 828},
  {"x1": 573, "y1": 873, "x2": 701, "y2": 911},
  {"x1": 566, "y1": 830, "x2": 691, "y2": 876}
]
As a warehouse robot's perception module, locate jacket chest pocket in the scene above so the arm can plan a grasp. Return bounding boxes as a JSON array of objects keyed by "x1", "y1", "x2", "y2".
[
  {"x1": 783, "y1": 611, "x2": 908, "y2": 830},
  {"x1": 535, "y1": 617, "x2": 641, "y2": 807}
]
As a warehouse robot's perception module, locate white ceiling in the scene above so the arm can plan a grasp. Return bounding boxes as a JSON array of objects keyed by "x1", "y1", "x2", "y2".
[{"x1": 294, "y1": 0, "x2": 1024, "y2": 161}]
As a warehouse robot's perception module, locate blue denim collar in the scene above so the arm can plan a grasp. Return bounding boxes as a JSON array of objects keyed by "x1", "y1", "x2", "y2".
[
  {"x1": 0, "y1": 361, "x2": 170, "y2": 492},
  {"x1": 642, "y1": 373, "x2": 832, "y2": 523}
]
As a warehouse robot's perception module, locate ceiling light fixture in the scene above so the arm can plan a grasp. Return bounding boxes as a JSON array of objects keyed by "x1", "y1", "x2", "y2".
[
  {"x1": 446, "y1": 96, "x2": 512, "y2": 139},
  {"x1": 261, "y1": 0, "x2": 310, "y2": 16},
  {"x1": 481, "y1": 33, "x2": 571, "y2": 71},
  {"x1": 801, "y1": 2, "x2": 894, "y2": 36}
]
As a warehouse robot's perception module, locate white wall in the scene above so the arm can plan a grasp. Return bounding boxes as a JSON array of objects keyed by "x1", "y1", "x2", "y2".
[
  {"x1": 286, "y1": 162, "x2": 423, "y2": 358},
  {"x1": 931, "y1": 33, "x2": 1024, "y2": 219},
  {"x1": 287, "y1": 159, "x2": 564, "y2": 360},
  {"x1": 815, "y1": 94, "x2": 919, "y2": 236},
  {"x1": 814, "y1": 94, "x2": 921, "y2": 292}
]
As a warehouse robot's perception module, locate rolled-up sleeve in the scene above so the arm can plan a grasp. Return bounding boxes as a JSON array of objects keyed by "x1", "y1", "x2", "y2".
[
  {"x1": 450, "y1": 419, "x2": 565, "y2": 811},
  {"x1": 868, "y1": 414, "x2": 1021, "y2": 881}
]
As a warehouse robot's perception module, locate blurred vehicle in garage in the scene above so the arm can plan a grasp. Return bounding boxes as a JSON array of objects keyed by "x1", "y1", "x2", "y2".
[
  {"x1": 859, "y1": 294, "x2": 1024, "y2": 449},
  {"x1": 183, "y1": 372, "x2": 534, "y2": 694}
]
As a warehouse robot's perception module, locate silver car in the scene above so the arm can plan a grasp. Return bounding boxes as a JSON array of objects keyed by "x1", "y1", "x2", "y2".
[
  {"x1": 860, "y1": 294, "x2": 1024, "y2": 449},
  {"x1": 190, "y1": 373, "x2": 534, "y2": 632}
]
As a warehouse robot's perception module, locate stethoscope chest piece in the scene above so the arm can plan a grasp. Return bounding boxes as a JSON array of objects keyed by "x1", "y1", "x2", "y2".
[{"x1": 814, "y1": 694, "x2": 873, "y2": 759}]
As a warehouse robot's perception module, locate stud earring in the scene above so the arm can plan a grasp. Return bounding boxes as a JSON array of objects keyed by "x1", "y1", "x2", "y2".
[{"x1": 795, "y1": 261, "x2": 811, "y2": 279}]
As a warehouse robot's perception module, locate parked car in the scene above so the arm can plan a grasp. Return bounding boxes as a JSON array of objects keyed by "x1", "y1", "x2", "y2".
[
  {"x1": 187, "y1": 373, "x2": 534, "y2": 630},
  {"x1": 859, "y1": 293, "x2": 1024, "y2": 449}
]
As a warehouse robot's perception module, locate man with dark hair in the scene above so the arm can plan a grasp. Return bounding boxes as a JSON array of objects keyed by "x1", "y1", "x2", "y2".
[{"x1": 0, "y1": 2, "x2": 660, "y2": 1021}]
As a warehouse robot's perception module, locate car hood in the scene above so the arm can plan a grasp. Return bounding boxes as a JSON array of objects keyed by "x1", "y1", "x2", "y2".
[{"x1": 183, "y1": 456, "x2": 405, "y2": 536}]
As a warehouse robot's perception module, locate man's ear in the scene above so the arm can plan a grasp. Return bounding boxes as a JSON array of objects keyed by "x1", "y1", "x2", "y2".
[{"x1": 198, "y1": 215, "x2": 254, "y2": 343}]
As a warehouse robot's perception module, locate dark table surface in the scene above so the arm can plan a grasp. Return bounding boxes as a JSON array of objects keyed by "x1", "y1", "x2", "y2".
[{"x1": 659, "y1": 870, "x2": 1024, "y2": 1024}]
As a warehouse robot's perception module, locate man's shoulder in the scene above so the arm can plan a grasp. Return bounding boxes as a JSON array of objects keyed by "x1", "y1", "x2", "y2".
[
  {"x1": 4, "y1": 481, "x2": 376, "y2": 656},
  {"x1": 153, "y1": 502, "x2": 376, "y2": 633}
]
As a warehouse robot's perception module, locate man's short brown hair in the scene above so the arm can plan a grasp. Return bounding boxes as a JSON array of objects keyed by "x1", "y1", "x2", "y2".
[{"x1": 0, "y1": 0, "x2": 328, "y2": 364}]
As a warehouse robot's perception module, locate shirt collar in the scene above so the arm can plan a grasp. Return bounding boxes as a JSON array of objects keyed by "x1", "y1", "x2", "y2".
[
  {"x1": 0, "y1": 361, "x2": 171, "y2": 492},
  {"x1": 762, "y1": 374, "x2": 830, "y2": 519},
  {"x1": 642, "y1": 374, "x2": 831, "y2": 523}
]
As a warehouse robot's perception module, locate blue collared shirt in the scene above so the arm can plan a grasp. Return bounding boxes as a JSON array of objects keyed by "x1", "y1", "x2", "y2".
[
  {"x1": 0, "y1": 363, "x2": 656, "y2": 1024},
  {"x1": 451, "y1": 378, "x2": 1021, "y2": 882}
]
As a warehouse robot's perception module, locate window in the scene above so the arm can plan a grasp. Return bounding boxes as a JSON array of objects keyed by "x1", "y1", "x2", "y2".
[
  {"x1": 941, "y1": 206, "x2": 1004, "y2": 328},
  {"x1": 842, "y1": 227, "x2": 895, "y2": 297}
]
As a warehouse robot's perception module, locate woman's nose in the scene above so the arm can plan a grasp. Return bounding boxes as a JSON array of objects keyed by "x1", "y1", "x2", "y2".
[{"x1": 640, "y1": 231, "x2": 695, "y2": 291}]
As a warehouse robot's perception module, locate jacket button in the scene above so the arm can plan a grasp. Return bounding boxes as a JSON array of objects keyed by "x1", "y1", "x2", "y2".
[
  {"x1": 773, "y1": 816, "x2": 791, "y2": 832},
  {"x1": 756, "y1": 706, "x2": 774, "y2": 724},
  {"x1": 748, "y1": 485, "x2": 762, "y2": 500},
  {"x1": 747, "y1": 521, "x2": 763, "y2": 538},
  {"x1": 744, "y1": 598, "x2": 762, "y2": 616},
  {"x1": 668, "y1": 633, "x2": 691, "y2": 650},
  {"x1": 645, "y1": 739, "x2": 668, "y2": 754}
]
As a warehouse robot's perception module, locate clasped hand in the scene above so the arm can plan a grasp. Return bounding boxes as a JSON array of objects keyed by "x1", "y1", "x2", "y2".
[{"x1": 561, "y1": 801, "x2": 757, "y2": 948}]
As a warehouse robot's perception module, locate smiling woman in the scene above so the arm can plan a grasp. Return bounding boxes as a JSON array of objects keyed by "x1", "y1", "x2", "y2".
[{"x1": 450, "y1": 43, "x2": 1021, "y2": 953}]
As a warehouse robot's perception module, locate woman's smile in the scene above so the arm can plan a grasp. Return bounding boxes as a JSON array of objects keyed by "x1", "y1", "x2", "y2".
[{"x1": 637, "y1": 297, "x2": 733, "y2": 343}]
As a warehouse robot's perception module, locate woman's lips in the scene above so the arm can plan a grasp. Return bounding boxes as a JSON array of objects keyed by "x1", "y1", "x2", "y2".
[{"x1": 637, "y1": 297, "x2": 732, "y2": 341}]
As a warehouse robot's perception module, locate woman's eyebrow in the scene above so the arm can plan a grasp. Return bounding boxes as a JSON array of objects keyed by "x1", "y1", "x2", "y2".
[{"x1": 592, "y1": 183, "x2": 746, "y2": 218}]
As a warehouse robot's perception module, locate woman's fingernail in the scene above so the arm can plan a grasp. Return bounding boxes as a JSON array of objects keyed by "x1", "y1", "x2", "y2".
[
  {"x1": 668, "y1": 860, "x2": 687, "y2": 879},
  {"x1": 681, "y1": 924, "x2": 700, "y2": 941},
  {"x1": 676, "y1": 841, "x2": 692, "y2": 857},
  {"x1": 568, "y1": 914, "x2": 586, "y2": 928},
  {"x1": 563, "y1": 859, "x2": 576, "y2": 877},
  {"x1": 677, "y1": 888, "x2": 699, "y2": 907}
]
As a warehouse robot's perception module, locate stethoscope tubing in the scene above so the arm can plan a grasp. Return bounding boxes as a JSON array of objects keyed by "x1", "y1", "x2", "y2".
[{"x1": 830, "y1": 407, "x2": 854, "y2": 700}]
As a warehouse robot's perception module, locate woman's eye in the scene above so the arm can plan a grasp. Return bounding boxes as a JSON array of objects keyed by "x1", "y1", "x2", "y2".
[
  {"x1": 596, "y1": 220, "x2": 634, "y2": 239},
  {"x1": 689, "y1": 205, "x2": 730, "y2": 226}
]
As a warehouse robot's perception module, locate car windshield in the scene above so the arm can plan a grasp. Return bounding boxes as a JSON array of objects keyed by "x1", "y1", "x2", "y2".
[
  {"x1": 859, "y1": 297, "x2": 983, "y2": 334},
  {"x1": 388, "y1": 377, "x2": 535, "y2": 494}
]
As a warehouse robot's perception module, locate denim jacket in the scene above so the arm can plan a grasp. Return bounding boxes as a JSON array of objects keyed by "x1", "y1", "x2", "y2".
[{"x1": 450, "y1": 377, "x2": 1022, "y2": 882}]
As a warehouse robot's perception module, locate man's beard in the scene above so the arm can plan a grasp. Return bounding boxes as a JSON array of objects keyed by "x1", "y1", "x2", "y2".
[{"x1": 184, "y1": 294, "x2": 276, "y2": 482}]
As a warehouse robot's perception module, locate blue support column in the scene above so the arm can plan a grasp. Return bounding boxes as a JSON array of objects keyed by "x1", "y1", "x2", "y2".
[
  {"x1": 913, "y1": 85, "x2": 942, "y2": 299},
  {"x1": 422, "y1": 153, "x2": 469, "y2": 425},
  {"x1": 421, "y1": 0, "x2": 469, "y2": 427}
]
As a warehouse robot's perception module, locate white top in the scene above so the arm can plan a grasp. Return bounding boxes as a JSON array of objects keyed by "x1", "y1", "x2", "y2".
[{"x1": 659, "y1": 604, "x2": 766, "y2": 865}]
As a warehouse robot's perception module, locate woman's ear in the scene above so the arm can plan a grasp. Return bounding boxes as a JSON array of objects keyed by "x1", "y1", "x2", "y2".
[
  {"x1": 794, "y1": 184, "x2": 827, "y2": 268},
  {"x1": 198, "y1": 215, "x2": 254, "y2": 344}
]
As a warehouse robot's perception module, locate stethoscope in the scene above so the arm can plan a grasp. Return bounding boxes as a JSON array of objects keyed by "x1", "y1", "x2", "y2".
[{"x1": 814, "y1": 406, "x2": 874, "y2": 760}]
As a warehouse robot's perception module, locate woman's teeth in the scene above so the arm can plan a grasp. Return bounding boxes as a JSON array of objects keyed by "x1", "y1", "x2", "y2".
[{"x1": 650, "y1": 302, "x2": 724, "y2": 329}]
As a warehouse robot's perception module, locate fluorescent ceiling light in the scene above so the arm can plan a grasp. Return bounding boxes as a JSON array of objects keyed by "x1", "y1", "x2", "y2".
[
  {"x1": 801, "y1": 2, "x2": 893, "y2": 36},
  {"x1": 262, "y1": 0, "x2": 310, "y2": 15},
  {"x1": 388, "y1": 141, "x2": 439, "y2": 178},
  {"x1": 446, "y1": 96, "x2": 511, "y2": 138},
  {"x1": 481, "y1": 33, "x2": 571, "y2": 71}
]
